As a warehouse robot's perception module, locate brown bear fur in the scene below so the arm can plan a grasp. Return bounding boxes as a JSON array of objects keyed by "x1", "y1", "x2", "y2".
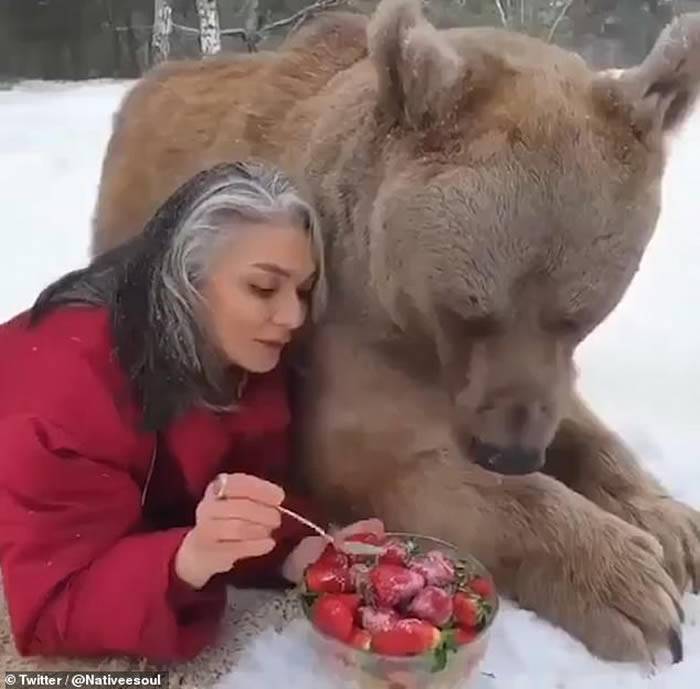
[{"x1": 91, "y1": 0, "x2": 700, "y2": 664}]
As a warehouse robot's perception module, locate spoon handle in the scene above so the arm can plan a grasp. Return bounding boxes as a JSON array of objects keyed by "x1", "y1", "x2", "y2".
[
  {"x1": 276, "y1": 506, "x2": 386, "y2": 557},
  {"x1": 277, "y1": 505, "x2": 335, "y2": 544}
]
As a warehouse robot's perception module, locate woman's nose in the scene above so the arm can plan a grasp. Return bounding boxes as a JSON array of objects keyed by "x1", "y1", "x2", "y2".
[{"x1": 273, "y1": 291, "x2": 306, "y2": 329}]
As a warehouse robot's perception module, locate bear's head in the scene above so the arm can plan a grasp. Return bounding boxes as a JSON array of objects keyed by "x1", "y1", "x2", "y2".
[{"x1": 362, "y1": 0, "x2": 700, "y2": 475}]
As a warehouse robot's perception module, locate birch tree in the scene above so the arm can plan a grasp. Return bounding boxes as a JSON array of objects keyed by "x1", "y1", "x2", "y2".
[
  {"x1": 196, "y1": 0, "x2": 222, "y2": 55},
  {"x1": 152, "y1": 0, "x2": 172, "y2": 63}
]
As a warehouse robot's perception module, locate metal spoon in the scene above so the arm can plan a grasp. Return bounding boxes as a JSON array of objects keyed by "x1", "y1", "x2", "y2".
[
  {"x1": 212, "y1": 474, "x2": 384, "y2": 557},
  {"x1": 277, "y1": 505, "x2": 385, "y2": 557}
]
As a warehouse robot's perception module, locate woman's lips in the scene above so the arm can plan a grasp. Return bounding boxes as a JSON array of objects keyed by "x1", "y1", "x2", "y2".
[{"x1": 256, "y1": 339, "x2": 288, "y2": 349}]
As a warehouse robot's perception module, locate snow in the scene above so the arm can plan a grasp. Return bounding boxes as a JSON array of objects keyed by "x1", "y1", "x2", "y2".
[{"x1": 0, "y1": 80, "x2": 698, "y2": 687}]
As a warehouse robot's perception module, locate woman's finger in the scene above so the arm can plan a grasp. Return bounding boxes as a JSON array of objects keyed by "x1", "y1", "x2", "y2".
[
  {"x1": 205, "y1": 538, "x2": 277, "y2": 570},
  {"x1": 227, "y1": 538, "x2": 276, "y2": 562},
  {"x1": 210, "y1": 472, "x2": 285, "y2": 506},
  {"x1": 213, "y1": 497, "x2": 282, "y2": 529},
  {"x1": 203, "y1": 518, "x2": 273, "y2": 543}
]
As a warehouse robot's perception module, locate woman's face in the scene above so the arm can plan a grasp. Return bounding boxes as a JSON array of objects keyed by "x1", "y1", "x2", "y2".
[{"x1": 201, "y1": 219, "x2": 317, "y2": 373}]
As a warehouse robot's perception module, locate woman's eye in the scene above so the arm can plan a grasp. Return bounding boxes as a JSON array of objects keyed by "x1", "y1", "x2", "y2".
[{"x1": 250, "y1": 285, "x2": 277, "y2": 298}]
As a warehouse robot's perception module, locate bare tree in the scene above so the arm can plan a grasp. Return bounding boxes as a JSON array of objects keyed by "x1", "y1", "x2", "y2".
[
  {"x1": 196, "y1": 0, "x2": 222, "y2": 55},
  {"x1": 152, "y1": 0, "x2": 173, "y2": 63},
  {"x1": 492, "y1": 0, "x2": 508, "y2": 26},
  {"x1": 547, "y1": 0, "x2": 577, "y2": 42},
  {"x1": 221, "y1": 0, "x2": 343, "y2": 51},
  {"x1": 238, "y1": 0, "x2": 260, "y2": 52}
]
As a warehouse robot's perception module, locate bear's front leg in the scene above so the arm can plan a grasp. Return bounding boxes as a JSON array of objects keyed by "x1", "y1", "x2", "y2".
[
  {"x1": 298, "y1": 326, "x2": 685, "y2": 663},
  {"x1": 544, "y1": 392, "x2": 700, "y2": 595},
  {"x1": 362, "y1": 453, "x2": 685, "y2": 664}
]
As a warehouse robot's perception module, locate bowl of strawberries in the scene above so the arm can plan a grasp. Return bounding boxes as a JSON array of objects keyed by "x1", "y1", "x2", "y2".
[{"x1": 297, "y1": 531, "x2": 498, "y2": 689}]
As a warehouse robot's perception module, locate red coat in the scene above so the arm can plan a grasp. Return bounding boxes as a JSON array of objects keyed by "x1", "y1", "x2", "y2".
[{"x1": 0, "y1": 305, "x2": 323, "y2": 662}]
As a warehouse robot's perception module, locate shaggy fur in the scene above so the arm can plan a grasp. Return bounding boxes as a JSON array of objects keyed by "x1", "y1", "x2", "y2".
[{"x1": 91, "y1": 0, "x2": 700, "y2": 665}]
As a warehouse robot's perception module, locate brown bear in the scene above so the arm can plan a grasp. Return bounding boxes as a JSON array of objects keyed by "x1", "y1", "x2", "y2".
[{"x1": 90, "y1": 0, "x2": 700, "y2": 665}]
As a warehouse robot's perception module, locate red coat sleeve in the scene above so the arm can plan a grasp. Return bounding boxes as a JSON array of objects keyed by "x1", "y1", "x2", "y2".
[{"x1": 0, "y1": 414, "x2": 226, "y2": 662}]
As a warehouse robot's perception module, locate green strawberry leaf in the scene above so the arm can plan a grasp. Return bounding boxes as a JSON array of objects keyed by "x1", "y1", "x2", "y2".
[
  {"x1": 299, "y1": 590, "x2": 319, "y2": 617},
  {"x1": 431, "y1": 628, "x2": 460, "y2": 673},
  {"x1": 404, "y1": 538, "x2": 419, "y2": 556},
  {"x1": 432, "y1": 644, "x2": 448, "y2": 673}
]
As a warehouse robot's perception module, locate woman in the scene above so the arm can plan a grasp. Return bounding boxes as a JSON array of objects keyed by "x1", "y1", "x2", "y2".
[{"x1": 0, "y1": 161, "x2": 382, "y2": 662}]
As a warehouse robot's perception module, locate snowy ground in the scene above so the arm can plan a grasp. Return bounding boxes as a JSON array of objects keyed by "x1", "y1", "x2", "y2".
[{"x1": 0, "y1": 80, "x2": 698, "y2": 687}]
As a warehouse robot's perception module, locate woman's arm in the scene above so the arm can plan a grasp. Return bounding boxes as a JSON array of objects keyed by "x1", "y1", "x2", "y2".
[{"x1": 0, "y1": 414, "x2": 226, "y2": 662}]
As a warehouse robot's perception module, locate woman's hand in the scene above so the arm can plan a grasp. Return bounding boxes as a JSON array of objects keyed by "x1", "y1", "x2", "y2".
[
  {"x1": 281, "y1": 518, "x2": 386, "y2": 584},
  {"x1": 174, "y1": 472, "x2": 285, "y2": 589}
]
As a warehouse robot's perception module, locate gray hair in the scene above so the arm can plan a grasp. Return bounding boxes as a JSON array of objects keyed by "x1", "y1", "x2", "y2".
[
  {"x1": 157, "y1": 160, "x2": 327, "y2": 375},
  {"x1": 31, "y1": 160, "x2": 327, "y2": 430}
]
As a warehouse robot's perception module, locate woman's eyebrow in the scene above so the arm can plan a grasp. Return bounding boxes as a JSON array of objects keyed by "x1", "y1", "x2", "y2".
[
  {"x1": 253, "y1": 263, "x2": 316, "y2": 285},
  {"x1": 251, "y1": 262, "x2": 290, "y2": 277}
]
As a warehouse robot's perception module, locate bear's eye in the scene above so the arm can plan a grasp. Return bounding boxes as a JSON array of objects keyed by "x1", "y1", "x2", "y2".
[
  {"x1": 461, "y1": 316, "x2": 502, "y2": 338},
  {"x1": 545, "y1": 315, "x2": 587, "y2": 337},
  {"x1": 439, "y1": 307, "x2": 502, "y2": 338}
]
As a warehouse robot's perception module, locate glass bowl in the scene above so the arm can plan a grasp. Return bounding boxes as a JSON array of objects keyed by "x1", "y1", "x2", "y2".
[{"x1": 297, "y1": 532, "x2": 499, "y2": 689}]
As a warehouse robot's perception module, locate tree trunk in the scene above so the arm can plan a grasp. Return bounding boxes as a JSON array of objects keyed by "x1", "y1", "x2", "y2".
[
  {"x1": 195, "y1": 0, "x2": 222, "y2": 56},
  {"x1": 151, "y1": 0, "x2": 172, "y2": 64}
]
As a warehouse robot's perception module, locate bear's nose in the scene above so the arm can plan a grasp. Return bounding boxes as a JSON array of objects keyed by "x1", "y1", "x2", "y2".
[{"x1": 469, "y1": 438, "x2": 544, "y2": 475}]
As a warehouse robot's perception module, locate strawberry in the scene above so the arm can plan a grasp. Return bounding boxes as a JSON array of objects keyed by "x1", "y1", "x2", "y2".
[
  {"x1": 332, "y1": 593, "x2": 362, "y2": 616},
  {"x1": 349, "y1": 627, "x2": 372, "y2": 651},
  {"x1": 370, "y1": 564, "x2": 426, "y2": 607},
  {"x1": 409, "y1": 550, "x2": 455, "y2": 587},
  {"x1": 371, "y1": 619, "x2": 441, "y2": 656},
  {"x1": 407, "y1": 586, "x2": 454, "y2": 627},
  {"x1": 360, "y1": 606, "x2": 400, "y2": 634},
  {"x1": 453, "y1": 592, "x2": 486, "y2": 628},
  {"x1": 343, "y1": 532, "x2": 388, "y2": 564},
  {"x1": 454, "y1": 627, "x2": 478, "y2": 645},
  {"x1": 344, "y1": 532, "x2": 385, "y2": 546},
  {"x1": 378, "y1": 540, "x2": 410, "y2": 566},
  {"x1": 311, "y1": 595, "x2": 354, "y2": 642},
  {"x1": 318, "y1": 544, "x2": 350, "y2": 569},
  {"x1": 468, "y1": 575, "x2": 495, "y2": 599},
  {"x1": 305, "y1": 561, "x2": 353, "y2": 594}
]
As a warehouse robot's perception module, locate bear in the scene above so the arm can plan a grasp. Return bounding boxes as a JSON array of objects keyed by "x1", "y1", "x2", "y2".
[{"x1": 90, "y1": 0, "x2": 700, "y2": 665}]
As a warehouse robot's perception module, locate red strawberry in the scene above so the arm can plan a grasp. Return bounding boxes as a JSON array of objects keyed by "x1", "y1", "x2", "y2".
[
  {"x1": 454, "y1": 627, "x2": 478, "y2": 645},
  {"x1": 360, "y1": 606, "x2": 400, "y2": 634},
  {"x1": 407, "y1": 586, "x2": 454, "y2": 627},
  {"x1": 318, "y1": 544, "x2": 350, "y2": 568},
  {"x1": 344, "y1": 532, "x2": 385, "y2": 546},
  {"x1": 468, "y1": 576, "x2": 495, "y2": 599},
  {"x1": 311, "y1": 595, "x2": 354, "y2": 642},
  {"x1": 453, "y1": 592, "x2": 484, "y2": 628},
  {"x1": 331, "y1": 593, "x2": 362, "y2": 616},
  {"x1": 343, "y1": 532, "x2": 387, "y2": 563},
  {"x1": 409, "y1": 550, "x2": 455, "y2": 586},
  {"x1": 349, "y1": 627, "x2": 372, "y2": 651},
  {"x1": 378, "y1": 540, "x2": 410, "y2": 566},
  {"x1": 371, "y1": 619, "x2": 441, "y2": 656},
  {"x1": 370, "y1": 564, "x2": 425, "y2": 607},
  {"x1": 305, "y1": 561, "x2": 353, "y2": 594}
]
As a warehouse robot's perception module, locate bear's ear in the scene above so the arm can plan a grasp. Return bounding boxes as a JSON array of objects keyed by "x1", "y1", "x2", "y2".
[
  {"x1": 593, "y1": 12, "x2": 700, "y2": 138},
  {"x1": 367, "y1": 0, "x2": 463, "y2": 128}
]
